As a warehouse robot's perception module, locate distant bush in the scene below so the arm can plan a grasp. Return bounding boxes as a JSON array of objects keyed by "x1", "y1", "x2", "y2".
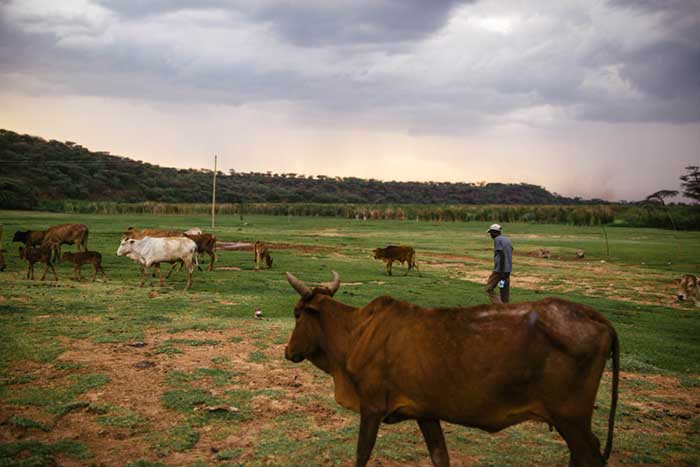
[{"x1": 0, "y1": 177, "x2": 38, "y2": 210}]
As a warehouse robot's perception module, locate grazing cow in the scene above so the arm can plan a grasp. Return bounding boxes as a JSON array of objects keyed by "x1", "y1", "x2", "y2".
[
  {"x1": 19, "y1": 246, "x2": 57, "y2": 281},
  {"x1": 184, "y1": 233, "x2": 217, "y2": 271},
  {"x1": 117, "y1": 236, "x2": 198, "y2": 290},
  {"x1": 12, "y1": 230, "x2": 46, "y2": 247},
  {"x1": 42, "y1": 223, "x2": 89, "y2": 262},
  {"x1": 529, "y1": 248, "x2": 552, "y2": 259},
  {"x1": 121, "y1": 227, "x2": 185, "y2": 240},
  {"x1": 676, "y1": 274, "x2": 699, "y2": 306},
  {"x1": 254, "y1": 241, "x2": 273, "y2": 270},
  {"x1": 63, "y1": 251, "x2": 107, "y2": 282},
  {"x1": 372, "y1": 245, "x2": 421, "y2": 276},
  {"x1": 285, "y1": 272, "x2": 619, "y2": 467}
]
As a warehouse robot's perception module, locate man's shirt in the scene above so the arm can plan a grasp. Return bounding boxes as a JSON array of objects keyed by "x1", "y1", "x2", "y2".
[{"x1": 493, "y1": 235, "x2": 513, "y2": 273}]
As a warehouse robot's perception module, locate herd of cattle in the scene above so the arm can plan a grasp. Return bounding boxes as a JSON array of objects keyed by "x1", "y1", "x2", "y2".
[
  {"x1": 2, "y1": 223, "x2": 258, "y2": 289},
  {"x1": 0, "y1": 223, "x2": 698, "y2": 304}
]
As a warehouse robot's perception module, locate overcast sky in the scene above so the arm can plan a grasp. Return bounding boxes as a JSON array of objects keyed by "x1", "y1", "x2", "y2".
[{"x1": 1, "y1": 0, "x2": 698, "y2": 201}]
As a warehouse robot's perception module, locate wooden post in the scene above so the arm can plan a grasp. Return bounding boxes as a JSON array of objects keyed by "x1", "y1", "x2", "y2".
[
  {"x1": 602, "y1": 224, "x2": 610, "y2": 258},
  {"x1": 211, "y1": 155, "x2": 217, "y2": 229}
]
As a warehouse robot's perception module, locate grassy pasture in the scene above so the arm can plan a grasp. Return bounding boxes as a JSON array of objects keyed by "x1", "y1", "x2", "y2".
[{"x1": 0, "y1": 210, "x2": 699, "y2": 466}]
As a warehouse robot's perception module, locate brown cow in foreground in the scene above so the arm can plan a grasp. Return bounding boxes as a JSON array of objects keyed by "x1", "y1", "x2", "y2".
[
  {"x1": 677, "y1": 274, "x2": 699, "y2": 306},
  {"x1": 19, "y1": 246, "x2": 57, "y2": 281},
  {"x1": 284, "y1": 272, "x2": 619, "y2": 467},
  {"x1": 372, "y1": 245, "x2": 421, "y2": 276},
  {"x1": 42, "y1": 223, "x2": 89, "y2": 262}
]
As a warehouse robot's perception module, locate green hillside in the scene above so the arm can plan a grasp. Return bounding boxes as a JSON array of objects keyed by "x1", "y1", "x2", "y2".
[{"x1": 1, "y1": 129, "x2": 585, "y2": 209}]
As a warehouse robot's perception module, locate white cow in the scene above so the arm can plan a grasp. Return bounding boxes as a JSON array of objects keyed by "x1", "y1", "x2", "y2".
[{"x1": 117, "y1": 236, "x2": 198, "y2": 290}]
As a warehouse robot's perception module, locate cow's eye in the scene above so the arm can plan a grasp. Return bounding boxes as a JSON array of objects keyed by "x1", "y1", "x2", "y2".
[{"x1": 129, "y1": 240, "x2": 135, "y2": 244}]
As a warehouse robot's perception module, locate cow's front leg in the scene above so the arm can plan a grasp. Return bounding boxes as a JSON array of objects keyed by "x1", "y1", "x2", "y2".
[
  {"x1": 139, "y1": 265, "x2": 149, "y2": 287},
  {"x1": 418, "y1": 419, "x2": 450, "y2": 467},
  {"x1": 356, "y1": 409, "x2": 382, "y2": 467},
  {"x1": 154, "y1": 263, "x2": 165, "y2": 286},
  {"x1": 386, "y1": 260, "x2": 393, "y2": 276}
]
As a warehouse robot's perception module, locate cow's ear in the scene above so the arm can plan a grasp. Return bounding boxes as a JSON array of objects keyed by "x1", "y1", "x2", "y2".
[
  {"x1": 674, "y1": 277, "x2": 682, "y2": 285},
  {"x1": 304, "y1": 303, "x2": 321, "y2": 314}
]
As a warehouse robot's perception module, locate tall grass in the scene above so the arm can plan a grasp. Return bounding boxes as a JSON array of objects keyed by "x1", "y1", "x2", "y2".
[
  {"x1": 37, "y1": 200, "x2": 626, "y2": 226},
  {"x1": 35, "y1": 199, "x2": 700, "y2": 229}
]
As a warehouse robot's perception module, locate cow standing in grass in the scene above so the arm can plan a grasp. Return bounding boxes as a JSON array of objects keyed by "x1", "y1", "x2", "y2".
[
  {"x1": 372, "y1": 245, "x2": 420, "y2": 276},
  {"x1": 254, "y1": 241, "x2": 273, "y2": 270},
  {"x1": 42, "y1": 223, "x2": 89, "y2": 262},
  {"x1": 285, "y1": 271, "x2": 619, "y2": 467},
  {"x1": 12, "y1": 230, "x2": 46, "y2": 248},
  {"x1": 117, "y1": 237, "x2": 198, "y2": 290},
  {"x1": 184, "y1": 233, "x2": 217, "y2": 271},
  {"x1": 19, "y1": 246, "x2": 57, "y2": 281},
  {"x1": 63, "y1": 251, "x2": 107, "y2": 282}
]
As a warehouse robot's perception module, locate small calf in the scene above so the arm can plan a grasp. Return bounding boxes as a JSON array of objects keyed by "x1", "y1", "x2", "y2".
[
  {"x1": 19, "y1": 246, "x2": 57, "y2": 281},
  {"x1": 254, "y1": 241, "x2": 273, "y2": 270},
  {"x1": 184, "y1": 233, "x2": 217, "y2": 271},
  {"x1": 63, "y1": 251, "x2": 107, "y2": 282}
]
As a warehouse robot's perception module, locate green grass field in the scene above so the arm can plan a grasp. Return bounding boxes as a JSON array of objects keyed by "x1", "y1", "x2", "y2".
[{"x1": 1, "y1": 210, "x2": 699, "y2": 466}]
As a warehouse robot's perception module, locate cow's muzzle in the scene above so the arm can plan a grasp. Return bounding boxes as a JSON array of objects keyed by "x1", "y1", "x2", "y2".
[
  {"x1": 284, "y1": 346, "x2": 305, "y2": 363},
  {"x1": 677, "y1": 294, "x2": 686, "y2": 301}
]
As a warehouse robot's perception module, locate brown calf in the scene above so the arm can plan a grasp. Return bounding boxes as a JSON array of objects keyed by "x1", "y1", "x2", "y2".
[
  {"x1": 19, "y1": 246, "x2": 57, "y2": 281},
  {"x1": 372, "y1": 245, "x2": 421, "y2": 276},
  {"x1": 254, "y1": 241, "x2": 273, "y2": 270},
  {"x1": 184, "y1": 233, "x2": 217, "y2": 271},
  {"x1": 42, "y1": 223, "x2": 89, "y2": 262},
  {"x1": 63, "y1": 251, "x2": 108, "y2": 282}
]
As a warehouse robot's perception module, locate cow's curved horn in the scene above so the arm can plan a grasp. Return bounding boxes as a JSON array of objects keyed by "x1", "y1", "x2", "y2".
[
  {"x1": 327, "y1": 271, "x2": 340, "y2": 296},
  {"x1": 286, "y1": 272, "x2": 312, "y2": 298}
]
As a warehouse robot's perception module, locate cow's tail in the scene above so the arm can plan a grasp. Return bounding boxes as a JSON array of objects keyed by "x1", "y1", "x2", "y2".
[
  {"x1": 603, "y1": 326, "x2": 619, "y2": 462},
  {"x1": 193, "y1": 247, "x2": 199, "y2": 271}
]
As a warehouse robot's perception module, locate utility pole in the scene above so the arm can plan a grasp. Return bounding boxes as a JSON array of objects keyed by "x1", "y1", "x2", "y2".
[{"x1": 211, "y1": 155, "x2": 217, "y2": 229}]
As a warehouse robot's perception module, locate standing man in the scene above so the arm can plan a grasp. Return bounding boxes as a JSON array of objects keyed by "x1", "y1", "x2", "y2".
[{"x1": 485, "y1": 223, "x2": 513, "y2": 304}]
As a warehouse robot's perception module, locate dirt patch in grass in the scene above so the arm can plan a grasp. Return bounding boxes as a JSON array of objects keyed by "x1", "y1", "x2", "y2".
[
  {"x1": 2, "y1": 330, "x2": 699, "y2": 466},
  {"x1": 424, "y1": 255, "x2": 688, "y2": 309}
]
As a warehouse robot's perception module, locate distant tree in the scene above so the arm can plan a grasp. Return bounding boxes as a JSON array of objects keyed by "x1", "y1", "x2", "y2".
[
  {"x1": 646, "y1": 189, "x2": 679, "y2": 231},
  {"x1": 680, "y1": 166, "x2": 700, "y2": 203}
]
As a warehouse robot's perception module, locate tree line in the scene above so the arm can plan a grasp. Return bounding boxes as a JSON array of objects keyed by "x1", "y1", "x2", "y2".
[
  {"x1": 1, "y1": 129, "x2": 697, "y2": 229},
  {"x1": 1, "y1": 129, "x2": 598, "y2": 208}
]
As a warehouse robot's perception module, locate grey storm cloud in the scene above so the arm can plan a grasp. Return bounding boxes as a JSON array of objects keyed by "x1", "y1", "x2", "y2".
[
  {"x1": 1, "y1": 0, "x2": 699, "y2": 127},
  {"x1": 92, "y1": 0, "x2": 467, "y2": 45}
]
